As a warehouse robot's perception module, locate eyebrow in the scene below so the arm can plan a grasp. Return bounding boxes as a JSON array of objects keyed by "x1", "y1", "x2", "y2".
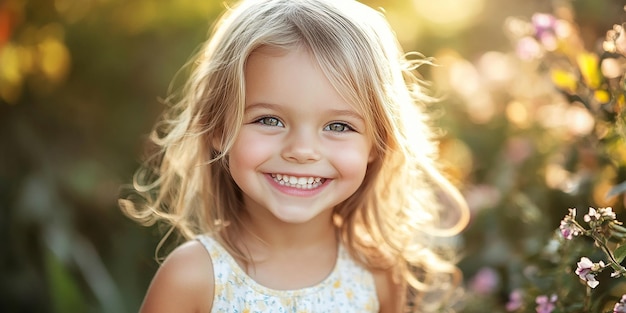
[
  {"x1": 245, "y1": 102, "x2": 280, "y2": 112},
  {"x1": 245, "y1": 102, "x2": 365, "y2": 123},
  {"x1": 328, "y1": 109, "x2": 366, "y2": 123}
]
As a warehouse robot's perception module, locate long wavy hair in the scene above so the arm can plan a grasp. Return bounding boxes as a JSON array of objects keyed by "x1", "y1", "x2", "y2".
[{"x1": 120, "y1": 0, "x2": 469, "y2": 311}]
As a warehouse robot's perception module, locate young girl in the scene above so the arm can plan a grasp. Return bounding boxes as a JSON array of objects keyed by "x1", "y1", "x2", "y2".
[{"x1": 120, "y1": 0, "x2": 469, "y2": 312}]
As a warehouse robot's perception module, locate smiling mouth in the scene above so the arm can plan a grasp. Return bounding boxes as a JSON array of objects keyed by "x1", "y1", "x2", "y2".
[{"x1": 270, "y1": 173, "x2": 327, "y2": 189}]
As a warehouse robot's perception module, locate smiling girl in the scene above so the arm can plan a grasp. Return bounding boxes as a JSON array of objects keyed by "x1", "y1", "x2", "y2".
[{"x1": 120, "y1": 0, "x2": 469, "y2": 312}]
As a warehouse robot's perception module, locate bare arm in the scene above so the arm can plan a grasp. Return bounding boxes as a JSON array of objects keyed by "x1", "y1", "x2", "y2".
[
  {"x1": 374, "y1": 268, "x2": 405, "y2": 313},
  {"x1": 139, "y1": 240, "x2": 214, "y2": 313}
]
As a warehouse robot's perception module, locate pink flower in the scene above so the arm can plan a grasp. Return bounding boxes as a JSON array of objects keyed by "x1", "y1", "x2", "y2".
[
  {"x1": 469, "y1": 267, "x2": 500, "y2": 295},
  {"x1": 531, "y1": 13, "x2": 558, "y2": 50},
  {"x1": 506, "y1": 289, "x2": 523, "y2": 311},
  {"x1": 535, "y1": 294, "x2": 557, "y2": 313},
  {"x1": 559, "y1": 208, "x2": 580, "y2": 240},
  {"x1": 531, "y1": 13, "x2": 557, "y2": 36},
  {"x1": 575, "y1": 257, "x2": 604, "y2": 288},
  {"x1": 584, "y1": 207, "x2": 616, "y2": 223}
]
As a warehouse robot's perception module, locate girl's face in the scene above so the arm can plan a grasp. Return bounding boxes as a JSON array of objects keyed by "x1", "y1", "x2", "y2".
[{"x1": 228, "y1": 46, "x2": 374, "y2": 225}]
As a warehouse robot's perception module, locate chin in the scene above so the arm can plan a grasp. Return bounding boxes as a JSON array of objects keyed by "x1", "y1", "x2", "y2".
[{"x1": 270, "y1": 206, "x2": 329, "y2": 225}]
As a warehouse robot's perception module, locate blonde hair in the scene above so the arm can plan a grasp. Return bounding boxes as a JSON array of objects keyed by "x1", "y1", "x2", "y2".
[{"x1": 120, "y1": 0, "x2": 469, "y2": 311}]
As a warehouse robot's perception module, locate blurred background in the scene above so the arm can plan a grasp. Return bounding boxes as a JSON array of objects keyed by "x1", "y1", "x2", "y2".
[{"x1": 2, "y1": 0, "x2": 625, "y2": 312}]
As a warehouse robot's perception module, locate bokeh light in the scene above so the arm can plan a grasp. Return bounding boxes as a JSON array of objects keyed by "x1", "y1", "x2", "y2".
[{"x1": 412, "y1": 0, "x2": 485, "y2": 36}]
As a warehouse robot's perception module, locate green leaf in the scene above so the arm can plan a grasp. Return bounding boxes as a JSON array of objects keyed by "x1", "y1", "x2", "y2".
[
  {"x1": 614, "y1": 244, "x2": 626, "y2": 263},
  {"x1": 606, "y1": 180, "x2": 626, "y2": 200},
  {"x1": 45, "y1": 249, "x2": 86, "y2": 313}
]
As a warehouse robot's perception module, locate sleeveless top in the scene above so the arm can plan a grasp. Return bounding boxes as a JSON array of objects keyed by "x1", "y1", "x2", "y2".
[{"x1": 196, "y1": 234, "x2": 379, "y2": 312}]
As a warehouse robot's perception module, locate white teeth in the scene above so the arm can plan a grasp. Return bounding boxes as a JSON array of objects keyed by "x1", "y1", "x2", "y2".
[{"x1": 270, "y1": 174, "x2": 325, "y2": 189}]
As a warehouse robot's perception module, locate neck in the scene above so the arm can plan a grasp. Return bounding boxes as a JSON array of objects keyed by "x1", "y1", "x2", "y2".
[{"x1": 238, "y1": 207, "x2": 337, "y2": 252}]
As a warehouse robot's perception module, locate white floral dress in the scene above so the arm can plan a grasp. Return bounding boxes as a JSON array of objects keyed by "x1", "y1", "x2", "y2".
[{"x1": 196, "y1": 234, "x2": 379, "y2": 313}]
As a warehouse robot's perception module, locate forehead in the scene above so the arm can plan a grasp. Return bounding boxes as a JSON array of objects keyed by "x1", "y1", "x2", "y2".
[
  {"x1": 244, "y1": 46, "x2": 341, "y2": 103},
  {"x1": 244, "y1": 45, "x2": 367, "y2": 113}
]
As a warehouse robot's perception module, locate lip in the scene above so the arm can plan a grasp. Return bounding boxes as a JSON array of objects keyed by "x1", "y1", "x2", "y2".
[{"x1": 264, "y1": 173, "x2": 331, "y2": 197}]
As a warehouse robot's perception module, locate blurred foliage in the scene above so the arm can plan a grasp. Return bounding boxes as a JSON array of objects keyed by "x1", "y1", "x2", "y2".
[
  {"x1": 1, "y1": 0, "x2": 625, "y2": 312},
  {"x1": 1, "y1": 0, "x2": 224, "y2": 312},
  {"x1": 435, "y1": 0, "x2": 626, "y2": 312}
]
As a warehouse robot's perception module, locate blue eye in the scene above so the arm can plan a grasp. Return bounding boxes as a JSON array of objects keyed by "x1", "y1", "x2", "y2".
[
  {"x1": 324, "y1": 122, "x2": 353, "y2": 132},
  {"x1": 256, "y1": 116, "x2": 283, "y2": 127}
]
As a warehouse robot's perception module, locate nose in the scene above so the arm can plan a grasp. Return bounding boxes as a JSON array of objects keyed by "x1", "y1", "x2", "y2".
[{"x1": 281, "y1": 128, "x2": 321, "y2": 164}]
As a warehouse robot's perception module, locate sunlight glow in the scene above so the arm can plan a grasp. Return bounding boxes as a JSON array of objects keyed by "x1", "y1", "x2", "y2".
[
  {"x1": 412, "y1": 0, "x2": 485, "y2": 35},
  {"x1": 506, "y1": 101, "x2": 530, "y2": 128}
]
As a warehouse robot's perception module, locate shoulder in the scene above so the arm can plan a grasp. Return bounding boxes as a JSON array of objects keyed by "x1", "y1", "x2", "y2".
[
  {"x1": 139, "y1": 240, "x2": 214, "y2": 313},
  {"x1": 373, "y1": 267, "x2": 405, "y2": 313}
]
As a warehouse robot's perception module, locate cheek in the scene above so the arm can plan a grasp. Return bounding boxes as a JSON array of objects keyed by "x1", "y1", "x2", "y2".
[
  {"x1": 327, "y1": 141, "x2": 372, "y2": 181},
  {"x1": 228, "y1": 130, "x2": 275, "y2": 172}
]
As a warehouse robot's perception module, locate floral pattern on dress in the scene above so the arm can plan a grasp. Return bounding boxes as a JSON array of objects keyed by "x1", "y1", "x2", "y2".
[{"x1": 196, "y1": 235, "x2": 379, "y2": 313}]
